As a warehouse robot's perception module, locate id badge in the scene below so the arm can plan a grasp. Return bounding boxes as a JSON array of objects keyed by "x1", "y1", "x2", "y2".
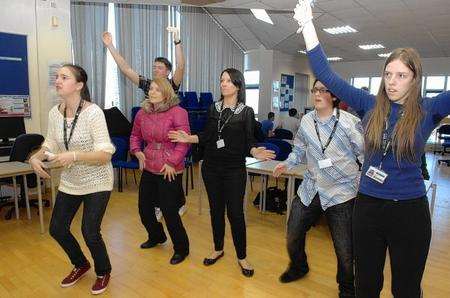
[
  {"x1": 216, "y1": 139, "x2": 225, "y2": 149},
  {"x1": 365, "y1": 166, "x2": 388, "y2": 184},
  {"x1": 318, "y1": 158, "x2": 332, "y2": 169}
]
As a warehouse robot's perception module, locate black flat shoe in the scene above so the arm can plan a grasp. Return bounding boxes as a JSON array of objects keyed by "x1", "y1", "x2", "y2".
[
  {"x1": 238, "y1": 262, "x2": 254, "y2": 277},
  {"x1": 203, "y1": 252, "x2": 224, "y2": 266},
  {"x1": 170, "y1": 252, "x2": 188, "y2": 265},
  {"x1": 140, "y1": 235, "x2": 167, "y2": 249}
]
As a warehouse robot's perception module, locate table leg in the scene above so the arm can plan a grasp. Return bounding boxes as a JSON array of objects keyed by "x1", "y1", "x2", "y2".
[
  {"x1": 36, "y1": 175, "x2": 44, "y2": 234},
  {"x1": 198, "y1": 161, "x2": 203, "y2": 215},
  {"x1": 430, "y1": 183, "x2": 437, "y2": 217},
  {"x1": 23, "y1": 175, "x2": 31, "y2": 219},
  {"x1": 12, "y1": 176, "x2": 19, "y2": 219},
  {"x1": 50, "y1": 169, "x2": 56, "y2": 207}
]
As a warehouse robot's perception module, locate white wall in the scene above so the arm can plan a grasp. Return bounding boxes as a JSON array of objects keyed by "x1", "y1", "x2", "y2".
[
  {"x1": 245, "y1": 48, "x2": 314, "y2": 121},
  {"x1": 0, "y1": 0, "x2": 72, "y2": 135}
]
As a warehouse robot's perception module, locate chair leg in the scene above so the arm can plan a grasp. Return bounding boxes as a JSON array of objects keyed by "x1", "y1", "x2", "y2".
[
  {"x1": 133, "y1": 170, "x2": 137, "y2": 184},
  {"x1": 119, "y1": 168, "x2": 123, "y2": 192},
  {"x1": 124, "y1": 169, "x2": 128, "y2": 185},
  {"x1": 185, "y1": 168, "x2": 189, "y2": 196},
  {"x1": 190, "y1": 165, "x2": 194, "y2": 190}
]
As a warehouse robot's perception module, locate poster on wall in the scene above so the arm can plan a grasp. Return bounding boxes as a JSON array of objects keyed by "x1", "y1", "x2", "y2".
[
  {"x1": 0, "y1": 32, "x2": 30, "y2": 117},
  {"x1": 280, "y1": 74, "x2": 294, "y2": 112}
]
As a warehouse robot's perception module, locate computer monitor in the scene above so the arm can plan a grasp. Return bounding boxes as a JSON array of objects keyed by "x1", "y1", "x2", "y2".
[{"x1": 0, "y1": 117, "x2": 26, "y2": 144}]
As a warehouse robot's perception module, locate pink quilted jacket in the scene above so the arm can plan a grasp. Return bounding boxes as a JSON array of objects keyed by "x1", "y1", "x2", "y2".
[{"x1": 130, "y1": 106, "x2": 190, "y2": 174}]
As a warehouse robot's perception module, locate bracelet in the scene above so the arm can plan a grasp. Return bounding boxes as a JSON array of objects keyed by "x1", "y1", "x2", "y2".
[{"x1": 174, "y1": 39, "x2": 181, "y2": 45}]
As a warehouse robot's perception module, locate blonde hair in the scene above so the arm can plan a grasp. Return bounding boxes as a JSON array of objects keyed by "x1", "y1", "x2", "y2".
[
  {"x1": 141, "y1": 78, "x2": 179, "y2": 113},
  {"x1": 366, "y1": 47, "x2": 423, "y2": 161}
]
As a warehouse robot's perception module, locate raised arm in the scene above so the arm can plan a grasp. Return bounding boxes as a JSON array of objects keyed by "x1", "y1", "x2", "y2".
[
  {"x1": 294, "y1": 1, "x2": 375, "y2": 115},
  {"x1": 426, "y1": 90, "x2": 450, "y2": 124},
  {"x1": 102, "y1": 31, "x2": 139, "y2": 85},
  {"x1": 167, "y1": 27, "x2": 185, "y2": 88}
]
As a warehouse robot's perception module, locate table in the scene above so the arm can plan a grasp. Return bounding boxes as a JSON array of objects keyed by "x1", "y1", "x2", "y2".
[
  {"x1": 245, "y1": 160, "x2": 306, "y2": 221},
  {"x1": 424, "y1": 180, "x2": 437, "y2": 216},
  {"x1": 0, "y1": 161, "x2": 59, "y2": 233}
]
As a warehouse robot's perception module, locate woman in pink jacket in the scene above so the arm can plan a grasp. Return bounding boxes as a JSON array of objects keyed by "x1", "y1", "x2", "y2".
[{"x1": 130, "y1": 78, "x2": 190, "y2": 265}]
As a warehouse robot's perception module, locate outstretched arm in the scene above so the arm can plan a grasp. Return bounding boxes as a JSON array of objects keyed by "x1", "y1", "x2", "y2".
[
  {"x1": 294, "y1": 1, "x2": 375, "y2": 115},
  {"x1": 102, "y1": 31, "x2": 139, "y2": 85},
  {"x1": 167, "y1": 27, "x2": 185, "y2": 88}
]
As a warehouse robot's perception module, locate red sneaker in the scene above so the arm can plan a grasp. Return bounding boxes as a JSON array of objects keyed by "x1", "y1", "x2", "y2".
[
  {"x1": 60, "y1": 262, "x2": 91, "y2": 287},
  {"x1": 91, "y1": 273, "x2": 110, "y2": 295}
]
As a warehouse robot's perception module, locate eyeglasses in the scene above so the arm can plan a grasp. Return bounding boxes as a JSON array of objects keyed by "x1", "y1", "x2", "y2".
[{"x1": 310, "y1": 88, "x2": 330, "y2": 94}]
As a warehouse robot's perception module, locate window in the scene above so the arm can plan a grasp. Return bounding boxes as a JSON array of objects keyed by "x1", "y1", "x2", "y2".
[
  {"x1": 244, "y1": 70, "x2": 260, "y2": 116},
  {"x1": 370, "y1": 77, "x2": 381, "y2": 95},
  {"x1": 104, "y1": 3, "x2": 120, "y2": 109},
  {"x1": 424, "y1": 76, "x2": 446, "y2": 98},
  {"x1": 447, "y1": 76, "x2": 450, "y2": 91},
  {"x1": 352, "y1": 77, "x2": 370, "y2": 89}
]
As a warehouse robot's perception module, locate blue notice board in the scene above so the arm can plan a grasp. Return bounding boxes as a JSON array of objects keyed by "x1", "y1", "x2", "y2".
[
  {"x1": 280, "y1": 74, "x2": 294, "y2": 112},
  {"x1": 0, "y1": 32, "x2": 30, "y2": 117}
]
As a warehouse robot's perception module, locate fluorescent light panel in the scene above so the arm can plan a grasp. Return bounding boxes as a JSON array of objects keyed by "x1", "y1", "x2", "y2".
[
  {"x1": 327, "y1": 57, "x2": 342, "y2": 61},
  {"x1": 250, "y1": 9, "x2": 274, "y2": 25},
  {"x1": 359, "y1": 44, "x2": 385, "y2": 50},
  {"x1": 323, "y1": 25, "x2": 357, "y2": 35},
  {"x1": 378, "y1": 52, "x2": 392, "y2": 57}
]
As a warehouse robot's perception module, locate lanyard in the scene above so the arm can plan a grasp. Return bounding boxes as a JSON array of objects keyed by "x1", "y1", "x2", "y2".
[
  {"x1": 63, "y1": 100, "x2": 84, "y2": 151},
  {"x1": 378, "y1": 108, "x2": 404, "y2": 168},
  {"x1": 217, "y1": 101, "x2": 238, "y2": 139},
  {"x1": 313, "y1": 108, "x2": 340, "y2": 154}
]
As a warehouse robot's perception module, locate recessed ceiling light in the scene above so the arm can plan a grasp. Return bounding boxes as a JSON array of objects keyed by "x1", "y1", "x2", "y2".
[
  {"x1": 323, "y1": 25, "x2": 357, "y2": 35},
  {"x1": 298, "y1": 50, "x2": 306, "y2": 54},
  {"x1": 359, "y1": 44, "x2": 385, "y2": 50},
  {"x1": 378, "y1": 52, "x2": 392, "y2": 57},
  {"x1": 327, "y1": 57, "x2": 343, "y2": 61},
  {"x1": 250, "y1": 9, "x2": 274, "y2": 25}
]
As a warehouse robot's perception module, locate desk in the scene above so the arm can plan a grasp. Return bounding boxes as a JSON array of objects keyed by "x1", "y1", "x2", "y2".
[
  {"x1": 0, "y1": 161, "x2": 59, "y2": 233},
  {"x1": 424, "y1": 180, "x2": 437, "y2": 216},
  {"x1": 245, "y1": 160, "x2": 306, "y2": 221}
]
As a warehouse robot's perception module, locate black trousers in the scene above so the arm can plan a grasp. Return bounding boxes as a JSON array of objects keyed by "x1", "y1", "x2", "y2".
[
  {"x1": 287, "y1": 194, "x2": 355, "y2": 298},
  {"x1": 353, "y1": 193, "x2": 431, "y2": 298},
  {"x1": 138, "y1": 171, "x2": 189, "y2": 254},
  {"x1": 202, "y1": 163, "x2": 247, "y2": 259},
  {"x1": 49, "y1": 191, "x2": 111, "y2": 276}
]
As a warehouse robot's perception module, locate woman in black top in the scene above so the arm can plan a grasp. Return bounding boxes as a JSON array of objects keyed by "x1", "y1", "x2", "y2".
[{"x1": 168, "y1": 68, "x2": 275, "y2": 277}]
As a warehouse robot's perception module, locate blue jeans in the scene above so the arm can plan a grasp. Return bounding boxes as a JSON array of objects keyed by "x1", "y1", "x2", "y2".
[
  {"x1": 49, "y1": 191, "x2": 111, "y2": 276},
  {"x1": 287, "y1": 194, "x2": 355, "y2": 298}
]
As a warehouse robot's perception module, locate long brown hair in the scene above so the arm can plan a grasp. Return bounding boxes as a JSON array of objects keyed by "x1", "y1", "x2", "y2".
[
  {"x1": 141, "y1": 78, "x2": 179, "y2": 113},
  {"x1": 62, "y1": 64, "x2": 91, "y2": 102},
  {"x1": 365, "y1": 48, "x2": 423, "y2": 161}
]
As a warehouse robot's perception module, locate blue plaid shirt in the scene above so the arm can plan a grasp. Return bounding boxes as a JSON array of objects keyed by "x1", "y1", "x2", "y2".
[{"x1": 284, "y1": 108, "x2": 364, "y2": 210}]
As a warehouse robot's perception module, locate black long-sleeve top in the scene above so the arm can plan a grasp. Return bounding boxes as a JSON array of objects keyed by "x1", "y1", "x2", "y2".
[{"x1": 198, "y1": 101, "x2": 257, "y2": 169}]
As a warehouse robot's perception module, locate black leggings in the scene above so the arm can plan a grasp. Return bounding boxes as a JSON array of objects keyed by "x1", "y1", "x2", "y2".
[
  {"x1": 353, "y1": 193, "x2": 431, "y2": 298},
  {"x1": 202, "y1": 164, "x2": 247, "y2": 259}
]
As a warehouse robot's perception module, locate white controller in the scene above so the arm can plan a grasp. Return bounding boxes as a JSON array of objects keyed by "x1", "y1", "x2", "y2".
[{"x1": 44, "y1": 151, "x2": 56, "y2": 160}]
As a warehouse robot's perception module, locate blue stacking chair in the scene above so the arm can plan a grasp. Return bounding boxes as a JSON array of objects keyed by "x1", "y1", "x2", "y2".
[
  {"x1": 111, "y1": 136, "x2": 139, "y2": 192},
  {"x1": 131, "y1": 106, "x2": 141, "y2": 124},
  {"x1": 199, "y1": 92, "x2": 214, "y2": 109},
  {"x1": 273, "y1": 128, "x2": 294, "y2": 140},
  {"x1": 266, "y1": 138, "x2": 292, "y2": 161},
  {"x1": 184, "y1": 91, "x2": 199, "y2": 110}
]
